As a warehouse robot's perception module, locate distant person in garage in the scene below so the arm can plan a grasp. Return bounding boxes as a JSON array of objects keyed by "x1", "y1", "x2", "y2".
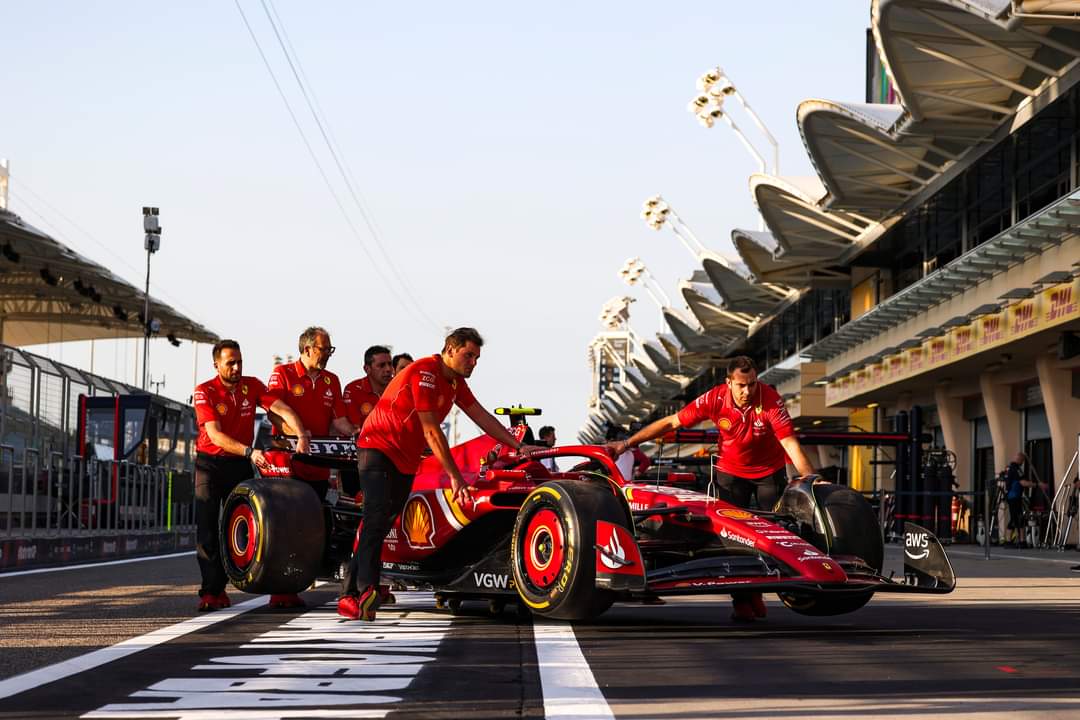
[
  {"x1": 606, "y1": 355, "x2": 816, "y2": 623},
  {"x1": 192, "y1": 339, "x2": 310, "y2": 613},
  {"x1": 265, "y1": 326, "x2": 357, "y2": 609},
  {"x1": 338, "y1": 327, "x2": 543, "y2": 621}
]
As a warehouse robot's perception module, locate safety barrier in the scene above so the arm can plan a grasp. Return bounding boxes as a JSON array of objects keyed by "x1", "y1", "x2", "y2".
[{"x1": 0, "y1": 450, "x2": 194, "y2": 539}]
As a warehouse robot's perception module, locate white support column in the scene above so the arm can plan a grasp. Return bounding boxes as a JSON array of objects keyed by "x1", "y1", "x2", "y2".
[
  {"x1": 979, "y1": 370, "x2": 1022, "y2": 472},
  {"x1": 935, "y1": 383, "x2": 972, "y2": 495},
  {"x1": 1035, "y1": 351, "x2": 1080, "y2": 494}
]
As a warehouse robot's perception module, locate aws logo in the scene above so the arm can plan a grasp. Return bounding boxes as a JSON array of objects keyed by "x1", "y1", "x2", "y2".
[{"x1": 905, "y1": 531, "x2": 930, "y2": 560}]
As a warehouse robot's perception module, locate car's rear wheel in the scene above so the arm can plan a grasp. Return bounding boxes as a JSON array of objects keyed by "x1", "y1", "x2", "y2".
[
  {"x1": 511, "y1": 480, "x2": 625, "y2": 620},
  {"x1": 777, "y1": 481, "x2": 882, "y2": 616},
  {"x1": 221, "y1": 478, "x2": 325, "y2": 595}
]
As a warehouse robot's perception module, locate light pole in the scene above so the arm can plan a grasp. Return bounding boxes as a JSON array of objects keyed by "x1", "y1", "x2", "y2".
[
  {"x1": 688, "y1": 66, "x2": 779, "y2": 176},
  {"x1": 639, "y1": 195, "x2": 713, "y2": 260},
  {"x1": 141, "y1": 207, "x2": 161, "y2": 391},
  {"x1": 617, "y1": 256, "x2": 672, "y2": 314}
]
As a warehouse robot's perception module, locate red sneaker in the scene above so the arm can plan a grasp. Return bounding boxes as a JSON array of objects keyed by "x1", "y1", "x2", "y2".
[
  {"x1": 730, "y1": 597, "x2": 756, "y2": 623},
  {"x1": 197, "y1": 593, "x2": 218, "y2": 612},
  {"x1": 337, "y1": 595, "x2": 360, "y2": 620},
  {"x1": 214, "y1": 591, "x2": 232, "y2": 609},
  {"x1": 749, "y1": 592, "x2": 767, "y2": 619},
  {"x1": 357, "y1": 585, "x2": 380, "y2": 621},
  {"x1": 268, "y1": 593, "x2": 306, "y2": 609},
  {"x1": 378, "y1": 585, "x2": 396, "y2": 606}
]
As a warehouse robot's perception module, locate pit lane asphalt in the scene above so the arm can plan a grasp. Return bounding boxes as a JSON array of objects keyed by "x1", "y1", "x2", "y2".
[{"x1": 1, "y1": 547, "x2": 1078, "y2": 719}]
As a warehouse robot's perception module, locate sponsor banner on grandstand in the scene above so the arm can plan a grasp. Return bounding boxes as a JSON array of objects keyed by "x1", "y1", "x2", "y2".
[
  {"x1": 0, "y1": 530, "x2": 195, "y2": 571},
  {"x1": 826, "y1": 280, "x2": 1080, "y2": 406}
]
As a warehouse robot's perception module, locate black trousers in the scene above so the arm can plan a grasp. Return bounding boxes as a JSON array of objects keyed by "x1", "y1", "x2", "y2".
[
  {"x1": 716, "y1": 467, "x2": 787, "y2": 605},
  {"x1": 715, "y1": 468, "x2": 788, "y2": 511},
  {"x1": 342, "y1": 449, "x2": 414, "y2": 597},
  {"x1": 195, "y1": 453, "x2": 254, "y2": 596}
]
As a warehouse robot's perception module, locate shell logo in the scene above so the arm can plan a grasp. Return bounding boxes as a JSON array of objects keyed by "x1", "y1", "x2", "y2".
[
  {"x1": 403, "y1": 495, "x2": 436, "y2": 549},
  {"x1": 360, "y1": 402, "x2": 374, "y2": 416},
  {"x1": 215, "y1": 403, "x2": 228, "y2": 415},
  {"x1": 291, "y1": 385, "x2": 305, "y2": 397},
  {"x1": 718, "y1": 418, "x2": 732, "y2": 431},
  {"x1": 719, "y1": 509, "x2": 752, "y2": 519}
]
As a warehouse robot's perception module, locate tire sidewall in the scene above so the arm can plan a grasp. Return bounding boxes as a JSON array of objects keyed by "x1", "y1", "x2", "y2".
[{"x1": 511, "y1": 480, "x2": 622, "y2": 620}]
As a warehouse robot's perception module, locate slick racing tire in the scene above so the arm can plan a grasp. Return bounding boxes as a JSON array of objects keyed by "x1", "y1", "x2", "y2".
[
  {"x1": 511, "y1": 480, "x2": 625, "y2": 621},
  {"x1": 221, "y1": 478, "x2": 326, "y2": 595},
  {"x1": 777, "y1": 482, "x2": 881, "y2": 616},
  {"x1": 778, "y1": 588, "x2": 874, "y2": 616},
  {"x1": 779, "y1": 482, "x2": 884, "y2": 572}
]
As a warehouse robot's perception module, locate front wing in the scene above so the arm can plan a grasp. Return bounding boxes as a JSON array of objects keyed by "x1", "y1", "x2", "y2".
[{"x1": 598, "y1": 521, "x2": 956, "y2": 598}]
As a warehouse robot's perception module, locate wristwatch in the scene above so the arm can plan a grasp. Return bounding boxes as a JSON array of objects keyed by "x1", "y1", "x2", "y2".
[{"x1": 244, "y1": 446, "x2": 253, "y2": 459}]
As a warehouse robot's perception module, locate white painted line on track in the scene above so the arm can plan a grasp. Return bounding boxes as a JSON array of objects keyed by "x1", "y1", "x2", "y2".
[
  {"x1": 533, "y1": 620, "x2": 614, "y2": 720},
  {"x1": 0, "y1": 551, "x2": 195, "y2": 578},
  {"x1": 0, "y1": 592, "x2": 264, "y2": 700}
]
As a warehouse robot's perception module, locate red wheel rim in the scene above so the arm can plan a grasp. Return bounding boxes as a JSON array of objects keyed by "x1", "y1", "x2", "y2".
[
  {"x1": 523, "y1": 508, "x2": 565, "y2": 590},
  {"x1": 228, "y1": 505, "x2": 256, "y2": 568}
]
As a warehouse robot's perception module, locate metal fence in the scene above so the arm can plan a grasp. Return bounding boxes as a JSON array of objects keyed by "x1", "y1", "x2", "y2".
[
  {"x1": 0, "y1": 449, "x2": 194, "y2": 537},
  {"x1": 0, "y1": 343, "x2": 196, "y2": 541}
]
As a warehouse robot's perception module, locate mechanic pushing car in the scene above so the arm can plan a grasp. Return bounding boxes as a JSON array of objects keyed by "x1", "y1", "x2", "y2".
[
  {"x1": 607, "y1": 355, "x2": 817, "y2": 623},
  {"x1": 192, "y1": 339, "x2": 310, "y2": 612},
  {"x1": 266, "y1": 326, "x2": 357, "y2": 609},
  {"x1": 338, "y1": 327, "x2": 544, "y2": 621}
]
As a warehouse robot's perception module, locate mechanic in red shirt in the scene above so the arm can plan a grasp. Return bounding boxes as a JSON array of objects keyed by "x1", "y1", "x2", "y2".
[
  {"x1": 340, "y1": 345, "x2": 395, "y2": 497},
  {"x1": 192, "y1": 339, "x2": 310, "y2": 613},
  {"x1": 607, "y1": 355, "x2": 816, "y2": 623},
  {"x1": 265, "y1": 326, "x2": 357, "y2": 608},
  {"x1": 343, "y1": 345, "x2": 395, "y2": 429},
  {"x1": 338, "y1": 327, "x2": 543, "y2": 621}
]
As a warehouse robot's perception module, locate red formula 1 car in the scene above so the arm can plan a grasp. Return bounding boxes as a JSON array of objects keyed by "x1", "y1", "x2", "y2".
[{"x1": 219, "y1": 408, "x2": 955, "y2": 620}]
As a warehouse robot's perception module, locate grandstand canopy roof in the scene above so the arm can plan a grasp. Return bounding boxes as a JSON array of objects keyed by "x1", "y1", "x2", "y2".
[
  {"x1": 697, "y1": 254, "x2": 792, "y2": 316},
  {"x1": 750, "y1": 175, "x2": 871, "y2": 287},
  {"x1": 0, "y1": 210, "x2": 218, "y2": 347}
]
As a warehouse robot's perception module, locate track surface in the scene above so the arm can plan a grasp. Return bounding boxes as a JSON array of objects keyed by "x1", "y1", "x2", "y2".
[{"x1": 1, "y1": 547, "x2": 1079, "y2": 719}]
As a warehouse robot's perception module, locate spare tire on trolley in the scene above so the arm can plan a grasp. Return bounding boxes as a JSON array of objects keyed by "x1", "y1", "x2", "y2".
[
  {"x1": 511, "y1": 479, "x2": 628, "y2": 621},
  {"x1": 776, "y1": 481, "x2": 883, "y2": 616},
  {"x1": 221, "y1": 477, "x2": 326, "y2": 595}
]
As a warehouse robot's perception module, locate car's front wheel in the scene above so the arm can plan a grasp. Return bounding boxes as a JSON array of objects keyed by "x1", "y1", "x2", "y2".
[{"x1": 511, "y1": 480, "x2": 625, "y2": 621}]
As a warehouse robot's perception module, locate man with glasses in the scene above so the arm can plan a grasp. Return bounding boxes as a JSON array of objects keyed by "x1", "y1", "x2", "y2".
[{"x1": 265, "y1": 326, "x2": 357, "y2": 608}]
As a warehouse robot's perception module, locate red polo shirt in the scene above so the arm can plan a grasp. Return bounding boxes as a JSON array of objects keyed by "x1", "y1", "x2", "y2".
[
  {"x1": 343, "y1": 376, "x2": 380, "y2": 428},
  {"x1": 358, "y1": 354, "x2": 477, "y2": 474},
  {"x1": 193, "y1": 376, "x2": 278, "y2": 456},
  {"x1": 677, "y1": 382, "x2": 793, "y2": 479},
  {"x1": 267, "y1": 360, "x2": 347, "y2": 481}
]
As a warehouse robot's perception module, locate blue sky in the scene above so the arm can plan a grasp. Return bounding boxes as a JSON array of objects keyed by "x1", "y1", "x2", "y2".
[{"x1": 2, "y1": 1, "x2": 869, "y2": 441}]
